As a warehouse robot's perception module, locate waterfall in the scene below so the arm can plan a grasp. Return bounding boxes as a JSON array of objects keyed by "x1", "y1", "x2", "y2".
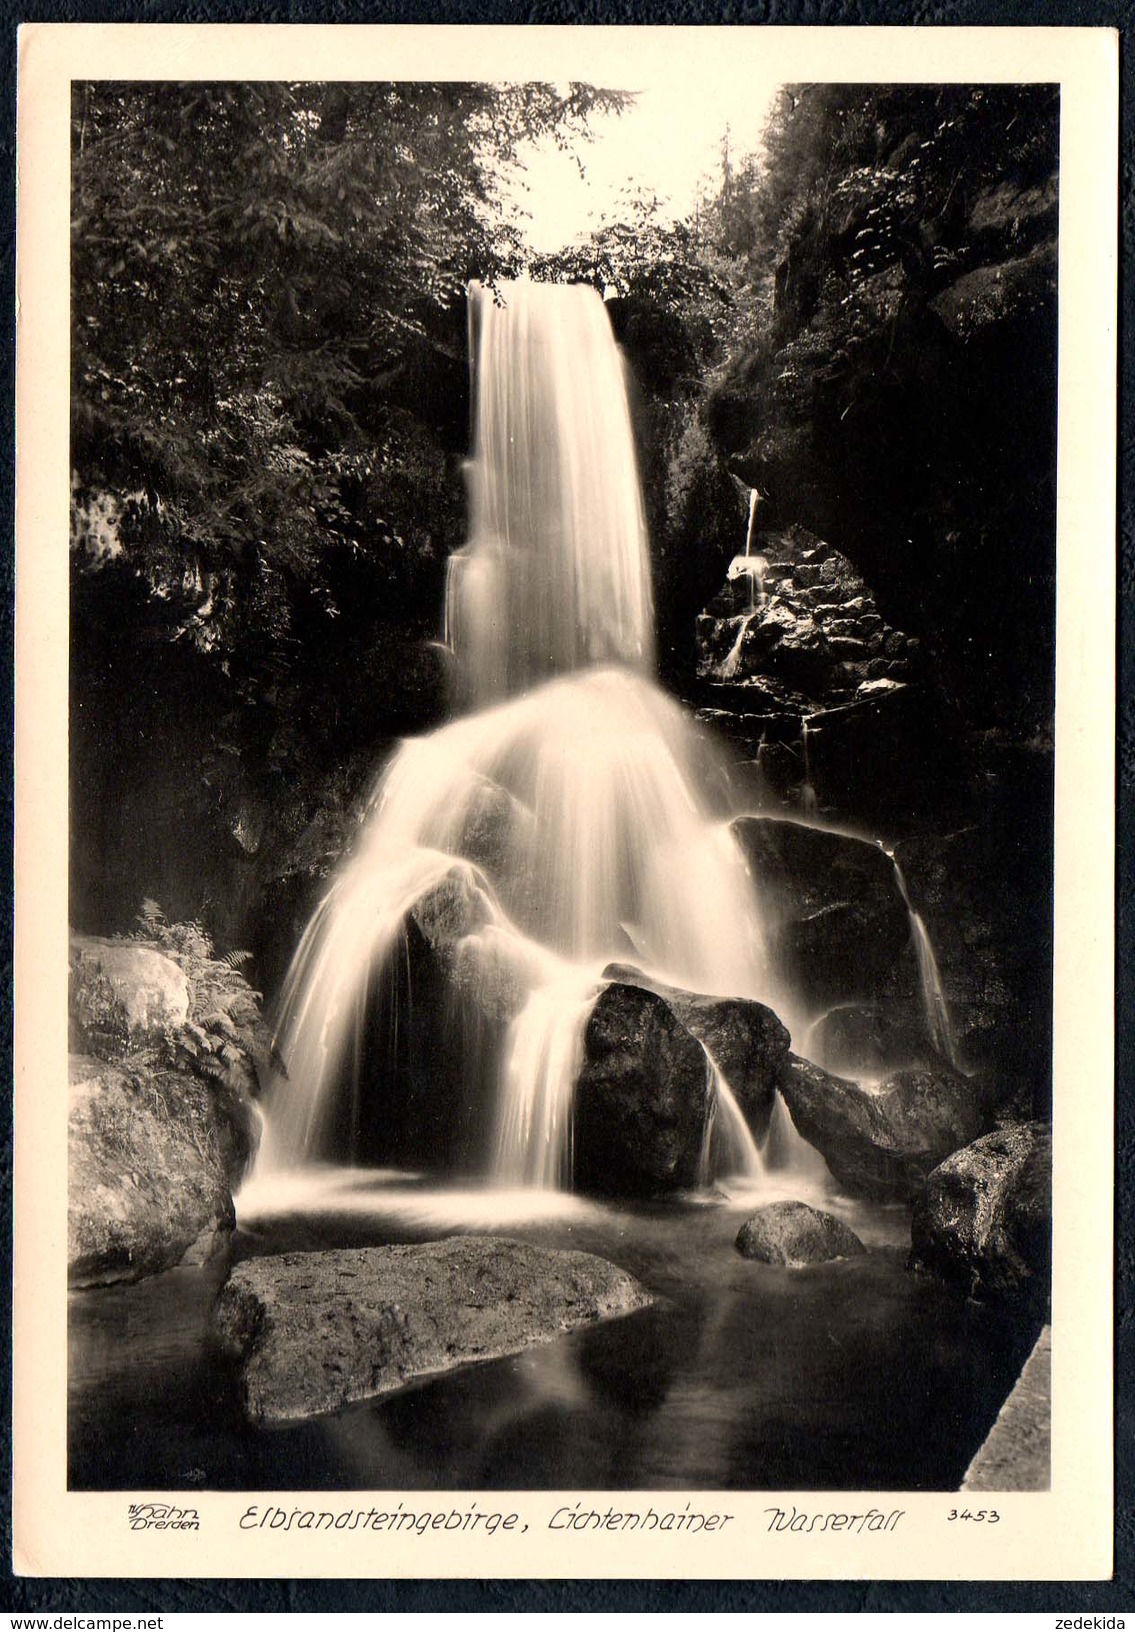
[
  {"x1": 718, "y1": 617, "x2": 751, "y2": 679},
  {"x1": 445, "y1": 280, "x2": 654, "y2": 707},
  {"x1": 742, "y1": 489, "x2": 765, "y2": 613},
  {"x1": 257, "y1": 281, "x2": 783, "y2": 1190},
  {"x1": 763, "y1": 1090, "x2": 831, "y2": 1185},
  {"x1": 800, "y1": 717, "x2": 819, "y2": 815},
  {"x1": 697, "y1": 1044, "x2": 766, "y2": 1188},
  {"x1": 724, "y1": 491, "x2": 767, "y2": 621},
  {"x1": 887, "y1": 849, "x2": 960, "y2": 1069}
]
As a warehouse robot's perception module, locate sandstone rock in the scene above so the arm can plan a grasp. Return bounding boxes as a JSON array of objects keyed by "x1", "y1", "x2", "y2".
[
  {"x1": 778, "y1": 1054, "x2": 993, "y2": 1200},
  {"x1": 573, "y1": 981, "x2": 711, "y2": 1197},
  {"x1": 962, "y1": 1326, "x2": 1051, "y2": 1490},
  {"x1": 969, "y1": 175, "x2": 1058, "y2": 238},
  {"x1": 930, "y1": 243, "x2": 1056, "y2": 340},
  {"x1": 68, "y1": 1055, "x2": 239, "y2": 1287},
  {"x1": 602, "y1": 962, "x2": 790, "y2": 1138},
  {"x1": 807, "y1": 1000, "x2": 938, "y2": 1077},
  {"x1": 910, "y1": 1122, "x2": 1051, "y2": 1313},
  {"x1": 213, "y1": 1236, "x2": 653, "y2": 1423},
  {"x1": 70, "y1": 935, "x2": 190, "y2": 1054},
  {"x1": 732, "y1": 815, "x2": 915, "y2": 1009},
  {"x1": 735, "y1": 1200, "x2": 866, "y2": 1266}
]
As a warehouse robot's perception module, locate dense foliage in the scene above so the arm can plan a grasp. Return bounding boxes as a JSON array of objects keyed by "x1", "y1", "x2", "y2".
[
  {"x1": 72, "y1": 80, "x2": 626, "y2": 679},
  {"x1": 701, "y1": 84, "x2": 1060, "y2": 732}
]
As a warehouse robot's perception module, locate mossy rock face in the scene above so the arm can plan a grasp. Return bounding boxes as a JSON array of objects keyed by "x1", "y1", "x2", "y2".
[
  {"x1": 910, "y1": 1122, "x2": 1051, "y2": 1314},
  {"x1": 70, "y1": 936, "x2": 190, "y2": 1055},
  {"x1": 67, "y1": 916, "x2": 267, "y2": 1285},
  {"x1": 68, "y1": 1057, "x2": 238, "y2": 1287}
]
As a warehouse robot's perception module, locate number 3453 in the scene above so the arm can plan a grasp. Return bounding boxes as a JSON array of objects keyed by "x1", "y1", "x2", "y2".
[{"x1": 947, "y1": 1509, "x2": 1001, "y2": 1522}]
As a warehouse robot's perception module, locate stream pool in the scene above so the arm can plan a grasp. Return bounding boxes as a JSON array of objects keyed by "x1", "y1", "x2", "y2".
[{"x1": 69, "y1": 1169, "x2": 1039, "y2": 1493}]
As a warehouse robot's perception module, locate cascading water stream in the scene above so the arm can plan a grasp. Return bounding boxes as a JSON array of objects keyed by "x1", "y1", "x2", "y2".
[
  {"x1": 886, "y1": 846, "x2": 960, "y2": 1069},
  {"x1": 255, "y1": 280, "x2": 788, "y2": 1194},
  {"x1": 800, "y1": 717, "x2": 819, "y2": 816},
  {"x1": 696, "y1": 1045, "x2": 766, "y2": 1189}
]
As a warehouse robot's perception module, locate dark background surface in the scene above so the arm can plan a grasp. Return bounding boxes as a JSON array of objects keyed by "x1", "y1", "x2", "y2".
[{"x1": 3, "y1": 0, "x2": 1132, "y2": 1613}]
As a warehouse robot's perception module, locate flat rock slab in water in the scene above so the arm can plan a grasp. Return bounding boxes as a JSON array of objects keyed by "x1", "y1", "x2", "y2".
[
  {"x1": 735, "y1": 1200, "x2": 866, "y2": 1267},
  {"x1": 213, "y1": 1236, "x2": 653, "y2": 1423}
]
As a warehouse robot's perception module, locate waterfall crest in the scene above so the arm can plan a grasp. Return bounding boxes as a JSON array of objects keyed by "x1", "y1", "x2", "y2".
[{"x1": 445, "y1": 280, "x2": 655, "y2": 707}]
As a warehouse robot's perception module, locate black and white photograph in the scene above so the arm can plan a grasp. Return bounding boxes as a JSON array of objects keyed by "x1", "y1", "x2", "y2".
[{"x1": 13, "y1": 23, "x2": 1116, "y2": 1582}]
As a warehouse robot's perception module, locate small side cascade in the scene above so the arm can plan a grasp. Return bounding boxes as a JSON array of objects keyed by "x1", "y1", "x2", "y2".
[
  {"x1": 724, "y1": 489, "x2": 768, "y2": 616},
  {"x1": 762, "y1": 1089, "x2": 831, "y2": 1185},
  {"x1": 718, "y1": 618, "x2": 751, "y2": 680},
  {"x1": 800, "y1": 717, "x2": 819, "y2": 816},
  {"x1": 697, "y1": 1044, "x2": 766, "y2": 1187},
  {"x1": 492, "y1": 967, "x2": 602, "y2": 1190},
  {"x1": 886, "y1": 846, "x2": 960, "y2": 1069},
  {"x1": 743, "y1": 489, "x2": 766, "y2": 612}
]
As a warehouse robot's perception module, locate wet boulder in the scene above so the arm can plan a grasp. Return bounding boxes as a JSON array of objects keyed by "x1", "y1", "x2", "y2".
[
  {"x1": 807, "y1": 999, "x2": 938, "y2": 1078},
  {"x1": 68, "y1": 1056, "x2": 240, "y2": 1287},
  {"x1": 214, "y1": 1236, "x2": 653, "y2": 1423},
  {"x1": 602, "y1": 963, "x2": 790, "y2": 1139},
  {"x1": 408, "y1": 864, "x2": 554, "y2": 1024},
  {"x1": 910, "y1": 1122, "x2": 1051, "y2": 1315},
  {"x1": 573, "y1": 982, "x2": 711, "y2": 1197},
  {"x1": 731, "y1": 816, "x2": 916, "y2": 1010},
  {"x1": 778, "y1": 1055, "x2": 994, "y2": 1200},
  {"x1": 735, "y1": 1200, "x2": 865, "y2": 1266},
  {"x1": 336, "y1": 867, "x2": 527, "y2": 1172}
]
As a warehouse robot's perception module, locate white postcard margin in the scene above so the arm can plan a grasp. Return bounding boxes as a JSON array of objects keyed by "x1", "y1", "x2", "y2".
[{"x1": 13, "y1": 22, "x2": 1118, "y2": 1581}]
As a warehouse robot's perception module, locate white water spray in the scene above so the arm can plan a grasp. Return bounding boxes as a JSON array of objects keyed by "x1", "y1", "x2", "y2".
[
  {"x1": 258, "y1": 282, "x2": 783, "y2": 1190},
  {"x1": 800, "y1": 718, "x2": 819, "y2": 815},
  {"x1": 696, "y1": 1045, "x2": 766, "y2": 1188},
  {"x1": 887, "y1": 848, "x2": 960, "y2": 1069}
]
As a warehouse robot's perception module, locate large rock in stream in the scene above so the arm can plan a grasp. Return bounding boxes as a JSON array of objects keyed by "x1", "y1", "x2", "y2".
[
  {"x1": 778, "y1": 1054, "x2": 994, "y2": 1200},
  {"x1": 601, "y1": 963, "x2": 790, "y2": 1136},
  {"x1": 735, "y1": 1201, "x2": 866, "y2": 1267},
  {"x1": 911, "y1": 1122, "x2": 1051, "y2": 1314},
  {"x1": 572, "y1": 975, "x2": 791, "y2": 1196},
  {"x1": 573, "y1": 982, "x2": 711, "y2": 1197},
  {"x1": 69, "y1": 1056, "x2": 243, "y2": 1286},
  {"x1": 731, "y1": 816, "x2": 917, "y2": 1012},
  {"x1": 213, "y1": 1237, "x2": 653, "y2": 1423}
]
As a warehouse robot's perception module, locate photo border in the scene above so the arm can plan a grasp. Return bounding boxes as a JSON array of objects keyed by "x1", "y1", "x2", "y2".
[{"x1": 10, "y1": 17, "x2": 1120, "y2": 1597}]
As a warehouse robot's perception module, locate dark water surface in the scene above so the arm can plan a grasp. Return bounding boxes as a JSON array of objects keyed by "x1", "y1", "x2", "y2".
[{"x1": 69, "y1": 1173, "x2": 1038, "y2": 1492}]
